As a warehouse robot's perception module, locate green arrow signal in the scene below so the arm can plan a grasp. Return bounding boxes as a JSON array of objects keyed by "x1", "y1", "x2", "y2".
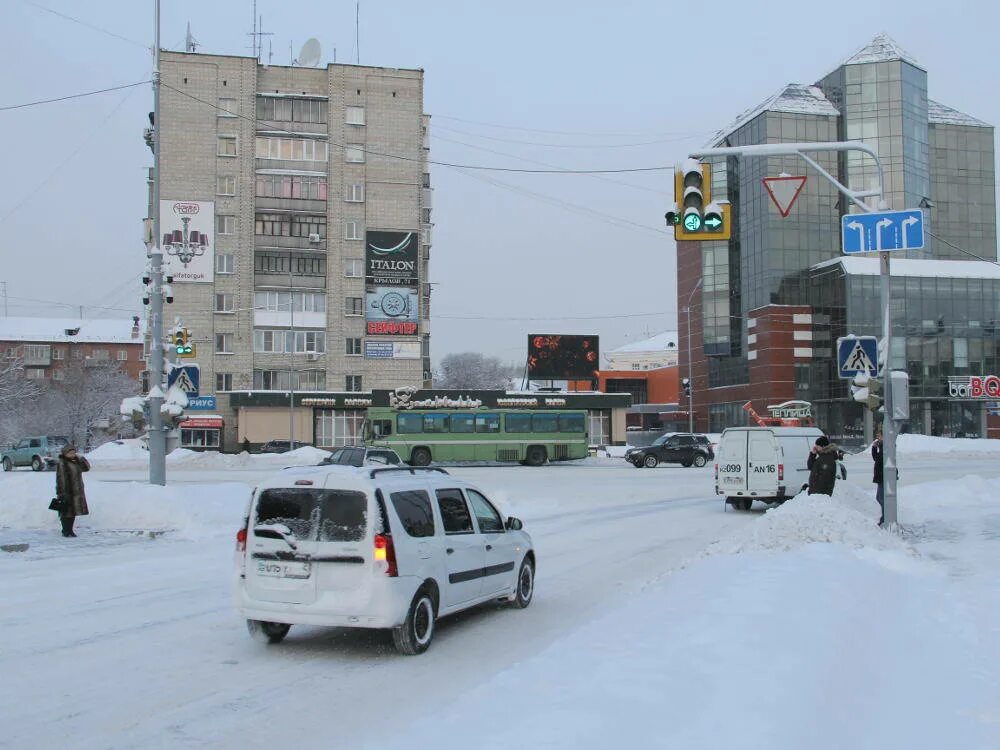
[
  {"x1": 683, "y1": 214, "x2": 703, "y2": 232},
  {"x1": 705, "y1": 216, "x2": 722, "y2": 229}
]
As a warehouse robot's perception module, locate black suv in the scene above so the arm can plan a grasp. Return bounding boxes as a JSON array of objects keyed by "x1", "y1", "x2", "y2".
[
  {"x1": 625, "y1": 433, "x2": 714, "y2": 469},
  {"x1": 319, "y1": 446, "x2": 403, "y2": 467}
]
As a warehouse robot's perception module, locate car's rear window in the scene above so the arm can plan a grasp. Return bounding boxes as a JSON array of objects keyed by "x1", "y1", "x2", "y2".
[
  {"x1": 256, "y1": 488, "x2": 367, "y2": 542},
  {"x1": 390, "y1": 490, "x2": 435, "y2": 537}
]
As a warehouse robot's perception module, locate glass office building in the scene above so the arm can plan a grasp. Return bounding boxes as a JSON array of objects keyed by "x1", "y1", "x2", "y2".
[{"x1": 679, "y1": 34, "x2": 998, "y2": 437}]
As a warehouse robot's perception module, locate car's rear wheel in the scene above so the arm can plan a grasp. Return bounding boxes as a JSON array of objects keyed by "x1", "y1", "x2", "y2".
[
  {"x1": 525, "y1": 446, "x2": 547, "y2": 467},
  {"x1": 393, "y1": 590, "x2": 436, "y2": 655},
  {"x1": 510, "y1": 557, "x2": 534, "y2": 609},
  {"x1": 643, "y1": 454, "x2": 658, "y2": 468},
  {"x1": 1, "y1": 457, "x2": 11, "y2": 472},
  {"x1": 246, "y1": 619, "x2": 291, "y2": 644},
  {"x1": 31, "y1": 456, "x2": 43, "y2": 472},
  {"x1": 693, "y1": 454, "x2": 707, "y2": 468},
  {"x1": 738, "y1": 498, "x2": 753, "y2": 511},
  {"x1": 410, "y1": 447, "x2": 432, "y2": 467}
]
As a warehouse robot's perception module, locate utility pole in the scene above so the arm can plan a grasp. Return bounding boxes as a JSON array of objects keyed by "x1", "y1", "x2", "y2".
[
  {"x1": 148, "y1": 0, "x2": 166, "y2": 485},
  {"x1": 684, "y1": 277, "x2": 703, "y2": 433},
  {"x1": 289, "y1": 272, "x2": 295, "y2": 449},
  {"x1": 0, "y1": 282, "x2": 7, "y2": 317}
]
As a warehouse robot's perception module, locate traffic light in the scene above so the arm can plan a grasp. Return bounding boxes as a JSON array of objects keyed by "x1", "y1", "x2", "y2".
[
  {"x1": 850, "y1": 373, "x2": 882, "y2": 412},
  {"x1": 174, "y1": 328, "x2": 193, "y2": 356},
  {"x1": 682, "y1": 377, "x2": 692, "y2": 397},
  {"x1": 665, "y1": 159, "x2": 732, "y2": 241}
]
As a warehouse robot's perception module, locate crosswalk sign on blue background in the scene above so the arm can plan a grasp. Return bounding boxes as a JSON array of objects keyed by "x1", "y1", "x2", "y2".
[
  {"x1": 837, "y1": 336, "x2": 879, "y2": 379},
  {"x1": 167, "y1": 365, "x2": 200, "y2": 396},
  {"x1": 841, "y1": 209, "x2": 924, "y2": 254}
]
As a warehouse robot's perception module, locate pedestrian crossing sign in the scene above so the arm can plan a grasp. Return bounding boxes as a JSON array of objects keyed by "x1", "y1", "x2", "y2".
[{"x1": 837, "y1": 336, "x2": 878, "y2": 379}]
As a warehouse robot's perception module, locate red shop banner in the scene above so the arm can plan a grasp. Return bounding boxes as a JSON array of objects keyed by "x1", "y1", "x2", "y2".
[{"x1": 367, "y1": 321, "x2": 418, "y2": 336}]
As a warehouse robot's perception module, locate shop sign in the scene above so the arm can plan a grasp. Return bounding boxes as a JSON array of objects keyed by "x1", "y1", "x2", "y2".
[
  {"x1": 767, "y1": 400, "x2": 812, "y2": 419},
  {"x1": 389, "y1": 387, "x2": 482, "y2": 410},
  {"x1": 948, "y1": 375, "x2": 1000, "y2": 399}
]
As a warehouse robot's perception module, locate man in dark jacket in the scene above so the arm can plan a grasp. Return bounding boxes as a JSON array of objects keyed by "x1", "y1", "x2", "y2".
[
  {"x1": 807, "y1": 436, "x2": 843, "y2": 496},
  {"x1": 55, "y1": 444, "x2": 90, "y2": 537},
  {"x1": 872, "y1": 430, "x2": 884, "y2": 525}
]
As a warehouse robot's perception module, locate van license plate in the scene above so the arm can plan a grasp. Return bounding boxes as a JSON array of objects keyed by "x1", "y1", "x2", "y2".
[
  {"x1": 257, "y1": 561, "x2": 311, "y2": 579},
  {"x1": 723, "y1": 476, "x2": 742, "y2": 485}
]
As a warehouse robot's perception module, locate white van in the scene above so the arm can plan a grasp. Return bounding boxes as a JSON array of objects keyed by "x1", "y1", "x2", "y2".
[
  {"x1": 234, "y1": 465, "x2": 535, "y2": 655},
  {"x1": 715, "y1": 426, "x2": 846, "y2": 510}
]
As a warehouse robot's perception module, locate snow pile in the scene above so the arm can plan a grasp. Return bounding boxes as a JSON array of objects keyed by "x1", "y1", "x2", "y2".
[
  {"x1": 87, "y1": 439, "x2": 147, "y2": 461},
  {"x1": 87, "y1": 444, "x2": 331, "y2": 470},
  {"x1": 898, "y1": 433, "x2": 1000, "y2": 457},
  {"x1": 0, "y1": 473, "x2": 247, "y2": 538},
  {"x1": 706, "y1": 483, "x2": 910, "y2": 557}
]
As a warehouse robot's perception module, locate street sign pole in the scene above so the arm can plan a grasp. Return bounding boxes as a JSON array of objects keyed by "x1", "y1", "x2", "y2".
[
  {"x1": 148, "y1": 0, "x2": 166, "y2": 486},
  {"x1": 690, "y1": 140, "x2": 900, "y2": 529}
]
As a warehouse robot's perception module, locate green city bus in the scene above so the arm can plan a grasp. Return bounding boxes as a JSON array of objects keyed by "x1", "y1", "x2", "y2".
[{"x1": 363, "y1": 407, "x2": 589, "y2": 466}]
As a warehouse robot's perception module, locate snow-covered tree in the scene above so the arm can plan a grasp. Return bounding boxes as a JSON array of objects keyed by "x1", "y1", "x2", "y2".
[
  {"x1": 434, "y1": 352, "x2": 518, "y2": 389},
  {"x1": 0, "y1": 354, "x2": 41, "y2": 445}
]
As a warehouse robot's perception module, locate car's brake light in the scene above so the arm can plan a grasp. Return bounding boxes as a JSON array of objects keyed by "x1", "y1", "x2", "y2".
[
  {"x1": 714, "y1": 463, "x2": 719, "y2": 478},
  {"x1": 374, "y1": 533, "x2": 398, "y2": 577},
  {"x1": 236, "y1": 526, "x2": 247, "y2": 552},
  {"x1": 778, "y1": 463, "x2": 784, "y2": 481}
]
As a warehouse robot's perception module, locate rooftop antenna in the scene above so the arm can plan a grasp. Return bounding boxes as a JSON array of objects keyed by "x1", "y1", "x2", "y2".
[
  {"x1": 355, "y1": 2, "x2": 360, "y2": 64},
  {"x1": 185, "y1": 22, "x2": 199, "y2": 53},
  {"x1": 295, "y1": 38, "x2": 322, "y2": 67},
  {"x1": 246, "y1": 0, "x2": 272, "y2": 60}
]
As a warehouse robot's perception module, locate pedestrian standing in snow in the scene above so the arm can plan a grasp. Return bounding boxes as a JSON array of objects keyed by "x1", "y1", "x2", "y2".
[
  {"x1": 807, "y1": 436, "x2": 843, "y2": 496},
  {"x1": 872, "y1": 429, "x2": 884, "y2": 525},
  {"x1": 55, "y1": 444, "x2": 90, "y2": 538},
  {"x1": 242, "y1": 437, "x2": 251, "y2": 454}
]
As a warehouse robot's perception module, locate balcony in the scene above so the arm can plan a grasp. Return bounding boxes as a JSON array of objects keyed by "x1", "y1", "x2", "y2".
[
  {"x1": 254, "y1": 195, "x2": 327, "y2": 214},
  {"x1": 23, "y1": 346, "x2": 51, "y2": 366},
  {"x1": 255, "y1": 234, "x2": 327, "y2": 252}
]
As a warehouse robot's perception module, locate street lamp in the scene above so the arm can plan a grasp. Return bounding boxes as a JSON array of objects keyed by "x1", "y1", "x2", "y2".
[{"x1": 683, "y1": 278, "x2": 703, "y2": 433}]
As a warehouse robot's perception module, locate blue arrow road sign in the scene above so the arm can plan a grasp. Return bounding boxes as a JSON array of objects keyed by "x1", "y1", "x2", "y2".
[
  {"x1": 837, "y1": 336, "x2": 879, "y2": 379},
  {"x1": 841, "y1": 209, "x2": 924, "y2": 254},
  {"x1": 167, "y1": 365, "x2": 200, "y2": 396}
]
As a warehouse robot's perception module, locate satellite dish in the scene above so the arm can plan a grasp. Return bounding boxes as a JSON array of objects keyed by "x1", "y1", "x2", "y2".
[{"x1": 297, "y1": 38, "x2": 322, "y2": 67}]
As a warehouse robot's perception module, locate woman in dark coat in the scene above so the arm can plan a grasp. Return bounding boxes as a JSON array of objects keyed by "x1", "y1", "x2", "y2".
[
  {"x1": 55, "y1": 444, "x2": 90, "y2": 537},
  {"x1": 872, "y1": 430, "x2": 884, "y2": 525},
  {"x1": 807, "y1": 436, "x2": 843, "y2": 496}
]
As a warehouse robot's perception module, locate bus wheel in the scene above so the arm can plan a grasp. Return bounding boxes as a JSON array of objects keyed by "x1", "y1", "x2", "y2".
[
  {"x1": 525, "y1": 446, "x2": 547, "y2": 467},
  {"x1": 410, "y1": 447, "x2": 432, "y2": 467}
]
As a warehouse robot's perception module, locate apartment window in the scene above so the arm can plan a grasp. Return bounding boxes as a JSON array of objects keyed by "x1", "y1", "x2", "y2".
[
  {"x1": 254, "y1": 291, "x2": 326, "y2": 314},
  {"x1": 90, "y1": 349, "x2": 110, "y2": 361},
  {"x1": 255, "y1": 174, "x2": 327, "y2": 200},
  {"x1": 255, "y1": 213, "x2": 326, "y2": 239},
  {"x1": 345, "y1": 297, "x2": 364, "y2": 316},
  {"x1": 72, "y1": 348, "x2": 83, "y2": 360},
  {"x1": 346, "y1": 337, "x2": 362, "y2": 355},
  {"x1": 255, "y1": 136, "x2": 328, "y2": 162},
  {"x1": 216, "y1": 253, "x2": 235, "y2": 275},
  {"x1": 215, "y1": 293, "x2": 235, "y2": 313},
  {"x1": 216, "y1": 215, "x2": 237, "y2": 235},
  {"x1": 24, "y1": 344, "x2": 50, "y2": 362},
  {"x1": 215, "y1": 333, "x2": 233, "y2": 354},
  {"x1": 117, "y1": 350, "x2": 128, "y2": 361},
  {"x1": 52, "y1": 348, "x2": 65, "y2": 360},
  {"x1": 344, "y1": 259, "x2": 363, "y2": 277},
  {"x1": 421, "y1": 208, "x2": 432, "y2": 224},
  {"x1": 217, "y1": 175, "x2": 236, "y2": 196},
  {"x1": 298, "y1": 369, "x2": 326, "y2": 390},
  {"x1": 216, "y1": 372, "x2": 233, "y2": 391},
  {"x1": 344, "y1": 220, "x2": 362, "y2": 240},
  {"x1": 218, "y1": 98, "x2": 238, "y2": 118},
  {"x1": 345, "y1": 144, "x2": 365, "y2": 163},
  {"x1": 25, "y1": 368, "x2": 45, "y2": 380},
  {"x1": 254, "y1": 253, "x2": 326, "y2": 276},
  {"x1": 256, "y1": 97, "x2": 327, "y2": 124},
  {"x1": 52, "y1": 369, "x2": 65, "y2": 381},
  {"x1": 345, "y1": 375, "x2": 362, "y2": 392},
  {"x1": 345, "y1": 183, "x2": 365, "y2": 202},
  {"x1": 345, "y1": 106, "x2": 365, "y2": 126},
  {"x1": 217, "y1": 135, "x2": 237, "y2": 156},
  {"x1": 253, "y1": 330, "x2": 326, "y2": 354},
  {"x1": 422, "y1": 172, "x2": 431, "y2": 188}
]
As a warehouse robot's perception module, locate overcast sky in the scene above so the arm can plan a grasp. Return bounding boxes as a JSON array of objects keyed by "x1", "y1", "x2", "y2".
[{"x1": 1, "y1": 0, "x2": 997, "y2": 366}]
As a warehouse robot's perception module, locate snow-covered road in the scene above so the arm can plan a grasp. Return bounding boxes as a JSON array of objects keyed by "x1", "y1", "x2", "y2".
[{"x1": 1, "y1": 445, "x2": 998, "y2": 749}]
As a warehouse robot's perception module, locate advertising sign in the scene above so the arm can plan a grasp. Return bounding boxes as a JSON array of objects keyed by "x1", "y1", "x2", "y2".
[
  {"x1": 365, "y1": 230, "x2": 418, "y2": 286},
  {"x1": 186, "y1": 395, "x2": 217, "y2": 410},
  {"x1": 366, "y1": 286, "x2": 419, "y2": 336},
  {"x1": 948, "y1": 375, "x2": 1000, "y2": 399},
  {"x1": 527, "y1": 334, "x2": 600, "y2": 380},
  {"x1": 160, "y1": 200, "x2": 215, "y2": 283},
  {"x1": 365, "y1": 341, "x2": 421, "y2": 359}
]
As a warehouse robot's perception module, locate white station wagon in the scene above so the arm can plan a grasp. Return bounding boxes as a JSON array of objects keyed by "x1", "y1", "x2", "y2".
[{"x1": 234, "y1": 465, "x2": 535, "y2": 654}]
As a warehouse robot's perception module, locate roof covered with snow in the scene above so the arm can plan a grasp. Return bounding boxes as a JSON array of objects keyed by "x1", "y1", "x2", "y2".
[
  {"x1": 0, "y1": 317, "x2": 144, "y2": 344},
  {"x1": 709, "y1": 84, "x2": 839, "y2": 146},
  {"x1": 610, "y1": 331, "x2": 679, "y2": 354},
  {"x1": 812, "y1": 257, "x2": 1000, "y2": 280},
  {"x1": 928, "y1": 99, "x2": 992, "y2": 129},
  {"x1": 839, "y1": 32, "x2": 923, "y2": 70}
]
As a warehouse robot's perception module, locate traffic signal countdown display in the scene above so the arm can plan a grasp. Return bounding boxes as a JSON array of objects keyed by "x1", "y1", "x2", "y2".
[{"x1": 665, "y1": 160, "x2": 732, "y2": 241}]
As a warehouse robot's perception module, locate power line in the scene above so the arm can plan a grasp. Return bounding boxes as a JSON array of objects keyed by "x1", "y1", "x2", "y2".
[
  {"x1": 434, "y1": 310, "x2": 676, "y2": 322},
  {"x1": 22, "y1": 0, "x2": 149, "y2": 49},
  {"x1": 0, "y1": 80, "x2": 149, "y2": 112},
  {"x1": 160, "y1": 83, "x2": 674, "y2": 175},
  {"x1": 434, "y1": 122, "x2": 707, "y2": 149},
  {"x1": 5, "y1": 294, "x2": 137, "y2": 314},
  {"x1": 925, "y1": 230, "x2": 1000, "y2": 268},
  {"x1": 433, "y1": 113, "x2": 696, "y2": 138}
]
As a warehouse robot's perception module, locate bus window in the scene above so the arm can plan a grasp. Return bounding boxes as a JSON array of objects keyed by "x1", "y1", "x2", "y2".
[
  {"x1": 532, "y1": 413, "x2": 559, "y2": 433},
  {"x1": 373, "y1": 419, "x2": 393, "y2": 438},
  {"x1": 398, "y1": 413, "x2": 423, "y2": 433},
  {"x1": 423, "y1": 414, "x2": 449, "y2": 433},
  {"x1": 505, "y1": 413, "x2": 531, "y2": 433},
  {"x1": 476, "y1": 413, "x2": 500, "y2": 433},
  {"x1": 559, "y1": 413, "x2": 585, "y2": 433},
  {"x1": 450, "y1": 414, "x2": 475, "y2": 433}
]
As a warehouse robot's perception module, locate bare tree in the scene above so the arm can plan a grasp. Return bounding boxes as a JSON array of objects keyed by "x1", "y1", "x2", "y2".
[
  {"x1": 0, "y1": 354, "x2": 41, "y2": 446},
  {"x1": 434, "y1": 352, "x2": 517, "y2": 389}
]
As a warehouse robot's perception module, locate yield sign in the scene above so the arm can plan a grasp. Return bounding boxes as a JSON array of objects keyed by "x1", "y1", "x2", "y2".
[{"x1": 763, "y1": 175, "x2": 807, "y2": 218}]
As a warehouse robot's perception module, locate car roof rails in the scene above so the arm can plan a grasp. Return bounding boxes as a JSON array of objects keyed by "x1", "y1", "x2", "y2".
[{"x1": 369, "y1": 466, "x2": 450, "y2": 479}]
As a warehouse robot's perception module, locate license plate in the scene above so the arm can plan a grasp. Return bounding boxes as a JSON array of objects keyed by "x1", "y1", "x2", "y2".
[
  {"x1": 257, "y1": 560, "x2": 311, "y2": 579},
  {"x1": 723, "y1": 476, "x2": 741, "y2": 485}
]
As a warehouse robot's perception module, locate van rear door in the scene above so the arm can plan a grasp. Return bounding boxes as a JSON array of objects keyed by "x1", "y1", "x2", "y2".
[
  {"x1": 716, "y1": 431, "x2": 748, "y2": 494},
  {"x1": 747, "y1": 431, "x2": 781, "y2": 496},
  {"x1": 310, "y1": 477, "x2": 371, "y2": 596}
]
